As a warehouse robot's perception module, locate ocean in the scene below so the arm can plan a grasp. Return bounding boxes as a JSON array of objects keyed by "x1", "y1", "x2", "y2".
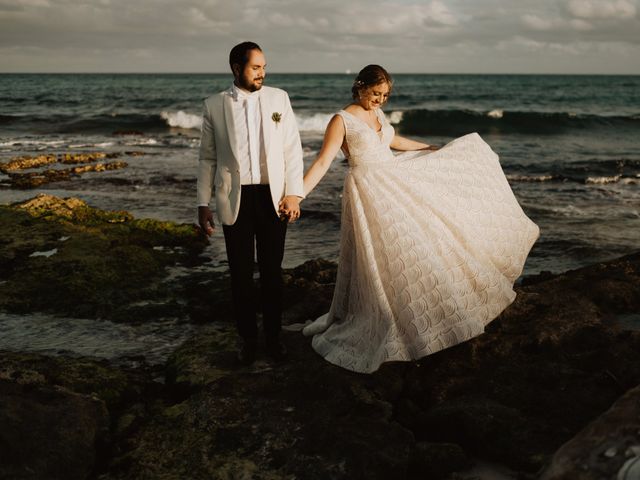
[
  {"x1": 1, "y1": 73, "x2": 639, "y2": 360},
  {"x1": 2, "y1": 73, "x2": 639, "y2": 275}
]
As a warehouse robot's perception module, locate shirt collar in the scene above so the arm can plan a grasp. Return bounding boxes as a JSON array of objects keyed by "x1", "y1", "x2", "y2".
[{"x1": 230, "y1": 82, "x2": 261, "y2": 101}]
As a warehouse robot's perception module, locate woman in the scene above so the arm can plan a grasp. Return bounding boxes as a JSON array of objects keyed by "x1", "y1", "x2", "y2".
[{"x1": 299, "y1": 65, "x2": 539, "y2": 373}]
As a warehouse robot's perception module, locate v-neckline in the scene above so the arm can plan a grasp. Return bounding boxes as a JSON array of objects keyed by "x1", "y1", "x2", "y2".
[{"x1": 341, "y1": 108, "x2": 384, "y2": 135}]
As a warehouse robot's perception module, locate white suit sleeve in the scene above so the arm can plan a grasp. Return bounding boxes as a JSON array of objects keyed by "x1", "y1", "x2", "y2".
[
  {"x1": 197, "y1": 100, "x2": 217, "y2": 207},
  {"x1": 282, "y1": 93, "x2": 305, "y2": 198}
]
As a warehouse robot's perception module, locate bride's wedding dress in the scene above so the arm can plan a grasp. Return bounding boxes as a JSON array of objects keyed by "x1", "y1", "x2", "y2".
[{"x1": 302, "y1": 108, "x2": 539, "y2": 373}]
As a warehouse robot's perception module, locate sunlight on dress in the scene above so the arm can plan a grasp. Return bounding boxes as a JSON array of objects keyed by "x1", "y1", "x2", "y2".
[{"x1": 303, "y1": 108, "x2": 539, "y2": 373}]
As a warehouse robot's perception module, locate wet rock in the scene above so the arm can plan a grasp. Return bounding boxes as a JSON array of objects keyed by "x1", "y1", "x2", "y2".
[
  {"x1": 113, "y1": 130, "x2": 144, "y2": 136},
  {"x1": 408, "y1": 442, "x2": 472, "y2": 480},
  {"x1": 7, "y1": 161, "x2": 128, "y2": 188},
  {"x1": 0, "y1": 152, "x2": 142, "y2": 188},
  {"x1": 164, "y1": 326, "x2": 237, "y2": 396},
  {"x1": 0, "y1": 152, "x2": 120, "y2": 173},
  {"x1": 0, "y1": 351, "x2": 155, "y2": 480},
  {"x1": 0, "y1": 351, "x2": 151, "y2": 410},
  {"x1": 419, "y1": 396, "x2": 530, "y2": 462},
  {"x1": 0, "y1": 195, "x2": 207, "y2": 321},
  {"x1": 104, "y1": 329, "x2": 414, "y2": 480},
  {"x1": 284, "y1": 258, "x2": 337, "y2": 286},
  {"x1": 14, "y1": 193, "x2": 132, "y2": 223},
  {"x1": 59, "y1": 152, "x2": 114, "y2": 164},
  {"x1": 539, "y1": 383, "x2": 640, "y2": 480},
  {"x1": 0, "y1": 154, "x2": 57, "y2": 172},
  {"x1": 2, "y1": 195, "x2": 640, "y2": 479},
  {"x1": 0, "y1": 379, "x2": 109, "y2": 480},
  {"x1": 282, "y1": 258, "x2": 337, "y2": 323},
  {"x1": 110, "y1": 251, "x2": 640, "y2": 479},
  {"x1": 393, "y1": 252, "x2": 640, "y2": 472}
]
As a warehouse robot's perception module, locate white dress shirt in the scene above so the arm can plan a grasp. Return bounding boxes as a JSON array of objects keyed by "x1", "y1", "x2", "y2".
[{"x1": 229, "y1": 83, "x2": 269, "y2": 185}]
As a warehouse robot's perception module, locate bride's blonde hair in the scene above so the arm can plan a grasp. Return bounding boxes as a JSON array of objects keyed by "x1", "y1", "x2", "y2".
[{"x1": 351, "y1": 65, "x2": 393, "y2": 102}]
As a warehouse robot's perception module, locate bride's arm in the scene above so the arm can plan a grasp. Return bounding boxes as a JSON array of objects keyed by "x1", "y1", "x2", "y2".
[
  {"x1": 303, "y1": 115, "x2": 345, "y2": 197},
  {"x1": 390, "y1": 134, "x2": 439, "y2": 152}
]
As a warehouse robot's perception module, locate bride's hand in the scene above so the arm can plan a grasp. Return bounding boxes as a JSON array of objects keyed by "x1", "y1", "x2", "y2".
[{"x1": 278, "y1": 195, "x2": 301, "y2": 223}]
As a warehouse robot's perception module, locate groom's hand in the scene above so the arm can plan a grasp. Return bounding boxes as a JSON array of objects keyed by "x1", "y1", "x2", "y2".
[
  {"x1": 198, "y1": 206, "x2": 215, "y2": 236},
  {"x1": 278, "y1": 195, "x2": 301, "y2": 223}
]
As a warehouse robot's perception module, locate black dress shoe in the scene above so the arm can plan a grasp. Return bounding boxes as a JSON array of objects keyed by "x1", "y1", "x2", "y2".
[
  {"x1": 237, "y1": 338, "x2": 257, "y2": 366},
  {"x1": 265, "y1": 339, "x2": 288, "y2": 362}
]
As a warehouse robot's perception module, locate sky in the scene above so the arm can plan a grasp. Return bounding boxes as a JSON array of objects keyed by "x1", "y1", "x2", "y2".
[{"x1": 1, "y1": 0, "x2": 639, "y2": 74}]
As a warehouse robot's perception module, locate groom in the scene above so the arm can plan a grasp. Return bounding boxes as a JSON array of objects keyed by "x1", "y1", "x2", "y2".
[{"x1": 197, "y1": 41, "x2": 304, "y2": 365}]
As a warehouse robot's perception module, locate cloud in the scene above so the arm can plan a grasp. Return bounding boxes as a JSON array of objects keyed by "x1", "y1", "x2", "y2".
[
  {"x1": 424, "y1": 0, "x2": 460, "y2": 26},
  {"x1": 0, "y1": 0, "x2": 638, "y2": 73},
  {"x1": 567, "y1": 0, "x2": 637, "y2": 19},
  {"x1": 522, "y1": 14, "x2": 557, "y2": 30},
  {"x1": 522, "y1": 13, "x2": 593, "y2": 31}
]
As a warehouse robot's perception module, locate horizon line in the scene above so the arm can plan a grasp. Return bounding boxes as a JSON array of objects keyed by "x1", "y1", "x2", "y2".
[{"x1": 1, "y1": 71, "x2": 639, "y2": 76}]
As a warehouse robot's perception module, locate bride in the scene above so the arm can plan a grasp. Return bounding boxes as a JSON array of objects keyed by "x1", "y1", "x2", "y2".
[{"x1": 296, "y1": 65, "x2": 539, "y2": 374}]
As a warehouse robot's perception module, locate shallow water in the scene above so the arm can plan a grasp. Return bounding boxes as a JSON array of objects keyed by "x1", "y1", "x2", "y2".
[
  {"x1": 616, "y1": 313, "x2": 640, "y2": 331},
  {"x1": 0, "y1": 312, "x2": 201, "y2": 366}
]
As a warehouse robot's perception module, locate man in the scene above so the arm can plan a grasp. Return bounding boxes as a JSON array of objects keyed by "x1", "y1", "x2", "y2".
[{"x1": 197, "y1": 41, "x2": 303, "y2": 365}]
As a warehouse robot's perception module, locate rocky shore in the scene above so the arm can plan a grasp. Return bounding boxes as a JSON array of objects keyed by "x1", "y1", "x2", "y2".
[
  {"x1": 1, "y1": 195, "x2": 639, "y2": 480},
  {"x1": 0, "y1": 152, "x2": 143, "y2": 189}
]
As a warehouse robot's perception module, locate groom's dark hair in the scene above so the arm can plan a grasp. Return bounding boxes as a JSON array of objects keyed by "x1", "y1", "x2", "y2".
[{"x1": 229, "y1": 42, "x2": 262, "y2": 73}]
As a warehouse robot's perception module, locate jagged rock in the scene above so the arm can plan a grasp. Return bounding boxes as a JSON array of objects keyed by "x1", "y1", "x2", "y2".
[
  {"x1": 0, "y1": 154, "x2": 57, "y2": 172},
  {"x1": 104, "y1": 331, "x2": 414, "y2": 480},
  {"x1": 15, "y1": 193, "x2": 131, "y2": 223},
  {"x1": 393, "y1": 252, "x2": 640, "y2": 471},
  {"x1": 1, "y1": 193, "x2": 640, "y2": 479},
  {"x1": 95, "y1": 253, "x2": 640, "y2": 479},
  {"x1": 113, "y1": 130, "x2": 144, "y2": 136},
  {"x1": 0, "y1": 195, "x2": 207, "y2": 320},
  {"x1": 0, "y1": 351, "x2": 150, "y2": 410},
  {"x1": 0, "y1": 152, "x2": 122, "y2": 174},
  {"x1": 59, "y1": 152, "x2": 111, "y2": 164},
  {"x1": 0, "y1": 379, "x2": 109, "y2": 480},
  {"x1": 0, "y1": 152, "x2": 140, "y2": 187},
  {"x1": 539, "y1": 383, "x2": 640, "y2": 480},
  {"x1": 7, "y1": 161, "x2": 128, "y2": 188},
  {"x1": 164, "y1": 326, "x2": 238, "y2": 396},
  {"x1": 0, "y1": 351, "x2": 155, "y2": 480},
  {"x1": 408, "y1": 442, "x2": 472, "y2": 480},
  {"x1": 419, "y1": 396, "x2": 531, "y2": 462}
]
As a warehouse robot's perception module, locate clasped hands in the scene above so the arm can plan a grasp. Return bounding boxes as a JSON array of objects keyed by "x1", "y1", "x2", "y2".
[
  {"x1": 198, "y1": 195, "x2": 301, "y2": 236},
  {"x1": 278, "y1": 195, "x2": 301, "y2": 223}
]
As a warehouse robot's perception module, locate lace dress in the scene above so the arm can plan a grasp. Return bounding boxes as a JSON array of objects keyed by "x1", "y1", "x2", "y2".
[{"x1": 302, "y1": 108, "x2": 539, "y2": 373}]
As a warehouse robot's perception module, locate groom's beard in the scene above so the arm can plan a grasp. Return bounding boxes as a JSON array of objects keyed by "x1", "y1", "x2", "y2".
[{"x1": 238, "y1": 74, "x2": 264, "y2": 92}]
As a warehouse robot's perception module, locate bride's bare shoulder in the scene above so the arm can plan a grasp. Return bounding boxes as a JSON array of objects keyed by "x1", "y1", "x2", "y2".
[{"x1": 342, "y1": 104, "x2": 362, "y2": 115}]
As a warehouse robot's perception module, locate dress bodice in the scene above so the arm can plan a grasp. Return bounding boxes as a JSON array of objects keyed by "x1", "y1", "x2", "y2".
[{"x1": 337, "y1": 109, "x2": 395, "y2": 166}]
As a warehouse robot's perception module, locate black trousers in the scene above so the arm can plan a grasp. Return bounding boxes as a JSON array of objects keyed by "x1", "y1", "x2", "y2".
[{"x1": 222, "y1": 185, "x2": 287, "y2": 342}]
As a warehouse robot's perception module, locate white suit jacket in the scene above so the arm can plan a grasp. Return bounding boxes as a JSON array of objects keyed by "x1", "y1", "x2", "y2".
[{"x1": 197, "y1": 85, "x2": 304, "y2": 225}]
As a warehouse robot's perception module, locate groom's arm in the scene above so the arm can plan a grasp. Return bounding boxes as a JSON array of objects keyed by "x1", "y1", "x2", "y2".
[
  {"x1": 281, "y1": 92, "x2": 304, "y2": 199},
  {"x1": 197, "y1": 99, "x2": 216, "y2": 235}
]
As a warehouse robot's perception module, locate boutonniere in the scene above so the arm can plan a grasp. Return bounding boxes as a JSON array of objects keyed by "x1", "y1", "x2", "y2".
[{"x1": 271, "y1": 112, "x2": 282, "y2": 126}]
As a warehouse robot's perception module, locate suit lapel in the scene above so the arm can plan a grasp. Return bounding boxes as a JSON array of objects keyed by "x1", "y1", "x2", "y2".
[
  {"x1": 223, "y1": 91, "x2": 241, "y2": 164},
  {"x1": 259, "y1": 91, "x2": 272, "y2": 158}
]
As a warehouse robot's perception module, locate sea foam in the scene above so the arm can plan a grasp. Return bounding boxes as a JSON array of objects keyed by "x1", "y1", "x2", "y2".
[
  {"x1": 295, "y1": 110, "x2": 404, "y2": 132},
  {"x1": 586, "y1": 175, "x2": 622, "y2": 184},
  {"x1": 295, "y1": 113, "x2": 334, "y2": 132},
  {"x1": 160, "y1": 110, "x2": 202, "y2": 130},
  {"x1": 387, "y1": 111, "x2": 404, "y2": 124},
  {"x1": 506, "y1": 174, "x2": 556, "y2": 183}
]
